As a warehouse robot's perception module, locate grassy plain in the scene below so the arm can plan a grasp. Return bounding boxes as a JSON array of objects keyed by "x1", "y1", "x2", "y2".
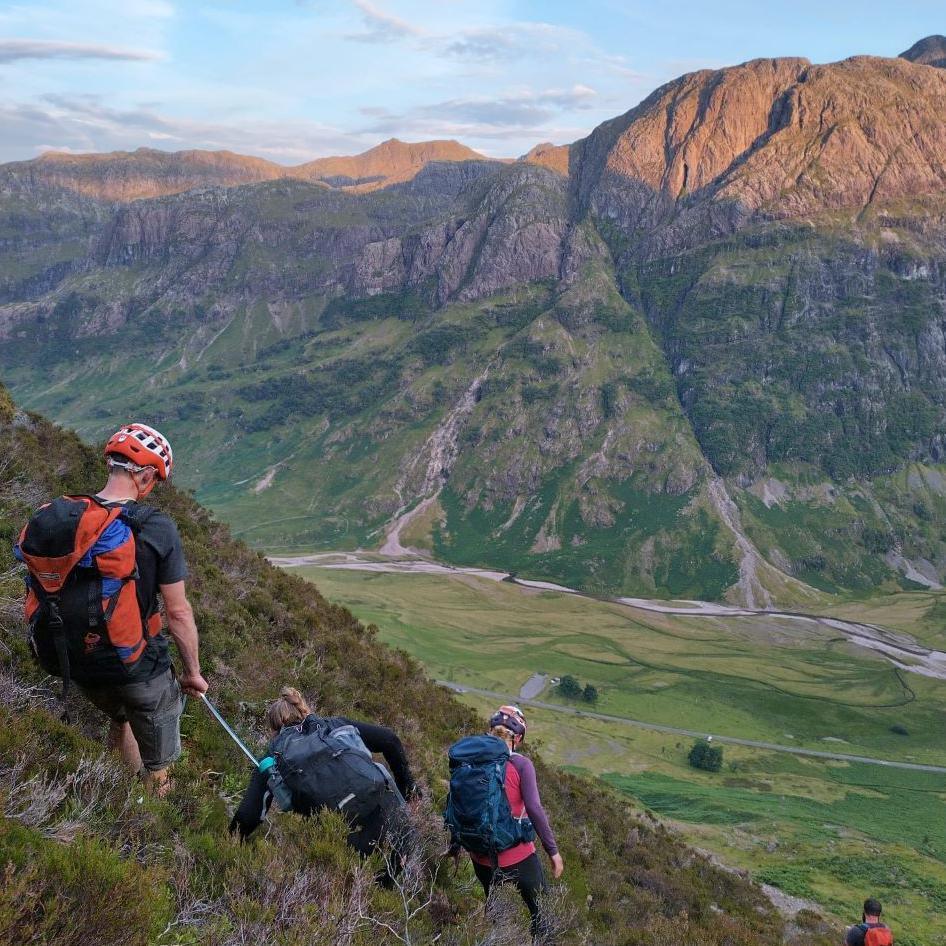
[{"x1": 300, "y1": 565, "x2": 946, "y2": 946}]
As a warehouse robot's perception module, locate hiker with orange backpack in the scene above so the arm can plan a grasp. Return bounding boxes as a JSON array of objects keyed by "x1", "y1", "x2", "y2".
[
  {"x1": 444, "y1": 705, "x2": 564, "y2": 940},
  {"x1": 15, "y1": 423, "x2": 207, "y2": 796},
  {"x1": 845, "y1": 899, "x2": 893, "y2": 946}
]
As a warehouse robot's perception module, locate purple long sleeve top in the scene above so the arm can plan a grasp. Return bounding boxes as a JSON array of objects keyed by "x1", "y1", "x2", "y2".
[{"x1": 469, "y1": 751, "x2": 559, "y2": 868}]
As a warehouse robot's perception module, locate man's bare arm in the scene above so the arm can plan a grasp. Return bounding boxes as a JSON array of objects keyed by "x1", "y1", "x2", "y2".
[{"x1": 160, "y1": 580, "x2": 208, "y2": 696}]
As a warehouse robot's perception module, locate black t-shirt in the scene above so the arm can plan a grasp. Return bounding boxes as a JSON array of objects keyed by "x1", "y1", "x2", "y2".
[{"x1": 99, "y1": 500, "x2": 188, "y2": 681}]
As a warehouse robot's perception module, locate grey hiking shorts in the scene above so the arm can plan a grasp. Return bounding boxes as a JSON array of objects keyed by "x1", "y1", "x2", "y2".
[{"x1": 80, "y1": 668, "x2": 184, "y2": 772}]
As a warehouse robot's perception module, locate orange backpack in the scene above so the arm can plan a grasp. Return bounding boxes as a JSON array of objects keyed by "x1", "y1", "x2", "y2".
[
  {"x1": 15, "y1": 496, "x2": 162, "y2": 699},
  {"x1": 864, "y1": 924, "x2": 893, "y2": 946}
]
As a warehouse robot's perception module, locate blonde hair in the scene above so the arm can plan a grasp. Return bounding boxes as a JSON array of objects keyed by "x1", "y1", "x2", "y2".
[
  {"x1": 266, "y1": 686, "x2": 312, "y2": 732},
  {"x1": 489, "y1": 724, "x2": 518, "y2": 745}
]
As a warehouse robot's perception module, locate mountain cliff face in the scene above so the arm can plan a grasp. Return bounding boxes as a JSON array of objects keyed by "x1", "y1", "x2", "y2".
[
  {"x1": 2, "y1": 43, "x2": 946, "y2": 604},
  {"x1": 573, "y1": 54, "x2": 946, "y2": 251}
]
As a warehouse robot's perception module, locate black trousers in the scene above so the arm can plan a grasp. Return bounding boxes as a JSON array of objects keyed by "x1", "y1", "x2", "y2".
[
  {"x1": 349, "y1": 794, "x2": 412, "y2": 887},
  {"x1": 472, "y1": 852, "x2": 549, "y2": 938}
]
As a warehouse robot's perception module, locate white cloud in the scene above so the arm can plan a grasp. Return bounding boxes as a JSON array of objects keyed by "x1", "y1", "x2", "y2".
[
  {"x1": 0, "y1": 96, "x2": 375, "y2": 164},
  {"x1": 0, "y1": 39, "x2": 161, "y2": 63},
  {"x1": 439, "y1": 22, "x2": 586, "y2": 62},
  {"x1": 346, "y1": 0, "x2": 425, "y2": 43},
  {"x1": 359, "y1": 85, "x2": 600, "y2": 145}
]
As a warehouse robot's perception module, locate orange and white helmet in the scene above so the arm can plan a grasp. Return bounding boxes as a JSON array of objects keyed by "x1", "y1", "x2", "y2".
[{"x1": 104, "y1": 423, "x2": 174, "y2": 480}]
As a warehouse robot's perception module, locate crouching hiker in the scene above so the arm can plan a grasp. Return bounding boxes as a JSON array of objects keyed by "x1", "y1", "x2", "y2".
[
  {"x1": 15, "y1": 423, "x2": 208, "y2": 797},
  {"x1": 230, "y1": 686, "x2": 417, "y2": 882},
  {"x1": 445, "y1": 705, "x2": 564, "y2": 941}
]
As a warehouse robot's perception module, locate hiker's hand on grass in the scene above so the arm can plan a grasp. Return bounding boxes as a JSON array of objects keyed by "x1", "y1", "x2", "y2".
[
  {"x1": 442, "y1": 845, "x2": 462, "y2": 868},
  {"x1": 180, "y1": 671, "x2": 209, "y2": 697},
  {"x1": 550, "y1": 853, "x2": 564, "y2": 878}
]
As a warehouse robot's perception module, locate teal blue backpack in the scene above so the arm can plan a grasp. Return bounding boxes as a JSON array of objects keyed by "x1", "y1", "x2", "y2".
[{"x1": 444, "y1": 735, "x2": 535, "y2": 859}]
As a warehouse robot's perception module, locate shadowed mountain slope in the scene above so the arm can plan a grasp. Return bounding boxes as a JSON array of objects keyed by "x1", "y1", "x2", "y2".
[{"x1": 900, "y1": 34, "x2": 946, "y2": 69}]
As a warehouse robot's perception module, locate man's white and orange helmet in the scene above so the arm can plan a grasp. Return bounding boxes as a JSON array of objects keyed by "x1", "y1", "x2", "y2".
[{"x1": 104, "y1": 423, "x2": 174, "y2": 480}]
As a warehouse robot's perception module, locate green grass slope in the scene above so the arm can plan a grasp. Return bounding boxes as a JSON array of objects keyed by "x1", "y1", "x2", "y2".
[
  {"x1": 622, "y1": 220, "x2": 946, "y2": 597},
  {"x1": 1, "y1": 231, "x2": 739, "y2": 599},
  {"x1": 0, "y1": 385, "x2": 809, "y2": 946}
]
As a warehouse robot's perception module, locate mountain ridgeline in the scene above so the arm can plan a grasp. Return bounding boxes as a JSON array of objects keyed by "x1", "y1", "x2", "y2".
[{"x1": 3, "y1": 40, "x2": 946, "y2": 605}]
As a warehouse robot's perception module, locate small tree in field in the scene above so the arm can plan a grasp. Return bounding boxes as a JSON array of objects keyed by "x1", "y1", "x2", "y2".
[
  {"x1": 688, "y1": 739, "x2": 723, "y2": 772},
  {"x1": 582, "y1": 684, "x2": 599, "y2": 704},
  {"x1": 558, "y1": 675, "x2": 582, "y2": 699}
]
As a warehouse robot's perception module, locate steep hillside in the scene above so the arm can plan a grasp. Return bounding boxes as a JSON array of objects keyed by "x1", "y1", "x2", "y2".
[
  {"x1": 0, "y1": 386, "x2": 816, "y2": 946},
  {"x1": 2, "y1": 44, "x2": 946, "y2": 603},
  {"x1": 576, "y1": 52, "x2": 946, "y2": 596}
]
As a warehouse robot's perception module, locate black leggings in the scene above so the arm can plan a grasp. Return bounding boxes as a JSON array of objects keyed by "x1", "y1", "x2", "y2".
[
  {"x1": 349, "y1": 794, "x2": 412, "y2": 887},
  {"x1": 473, "y1": 852, "x2": 548, "y2": 938}
]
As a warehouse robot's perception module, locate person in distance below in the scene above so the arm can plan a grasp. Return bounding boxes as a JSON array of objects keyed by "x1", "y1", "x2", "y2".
[
  {"x1": 844, "y1": 898, "x2": 893, "y2": 946},
  {"x1": 230, "y1": 686, "x2": 417, "y2": 880},
  {"x1": 15, "y1": 423, "x2": 208, "y2": 798},
  {"x1": 449, "y1": 705, "x2": 564, "y2": 940}
]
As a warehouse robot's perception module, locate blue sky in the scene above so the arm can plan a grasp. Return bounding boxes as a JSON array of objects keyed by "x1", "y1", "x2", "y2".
[{"x1": 0, "y1": 0, "x2": 942, "y2": 163}]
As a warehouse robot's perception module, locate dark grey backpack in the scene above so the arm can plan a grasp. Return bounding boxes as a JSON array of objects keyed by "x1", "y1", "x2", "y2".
[{"x1": 270, "y1": 715, "x2": 397, "y2": 823}]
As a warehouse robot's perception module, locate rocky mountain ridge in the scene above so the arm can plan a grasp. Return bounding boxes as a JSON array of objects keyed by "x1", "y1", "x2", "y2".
[
  {"x1": 573, "y1": 53, "x2": 946, "y2": 255},
  {"x1": 2, "y1": 40, "x2": 946, "y2": 604},
  {"x1": 0, "y1": 138, "x2": 490, "y2": 203}
]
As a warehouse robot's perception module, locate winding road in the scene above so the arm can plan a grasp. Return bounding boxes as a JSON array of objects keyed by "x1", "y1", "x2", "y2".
[{"x1": 438, "y1": 680, "x2": 946, "y2": 774}]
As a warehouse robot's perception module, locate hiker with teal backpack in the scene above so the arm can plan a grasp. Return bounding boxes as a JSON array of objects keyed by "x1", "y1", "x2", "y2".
[
  {"x1": 445, "y1": 705, "x2": 564, "y2": 939},
  {"x1": 230, "y1": 686, "x2": 417, "y2": 882}
]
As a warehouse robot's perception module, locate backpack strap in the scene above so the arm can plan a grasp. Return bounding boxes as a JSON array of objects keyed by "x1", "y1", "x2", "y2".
[
  {"x1": 116, "y1": 502, "x2": 158, "y2": 535},
  {"x1": 46, "y1": 595, "x2": 71, "y2": 722}
]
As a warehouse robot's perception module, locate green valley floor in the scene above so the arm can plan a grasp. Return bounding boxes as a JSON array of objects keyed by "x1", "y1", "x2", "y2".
[{"x1": 290, "y1": 562, "x2": 946, "y2": 946}]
